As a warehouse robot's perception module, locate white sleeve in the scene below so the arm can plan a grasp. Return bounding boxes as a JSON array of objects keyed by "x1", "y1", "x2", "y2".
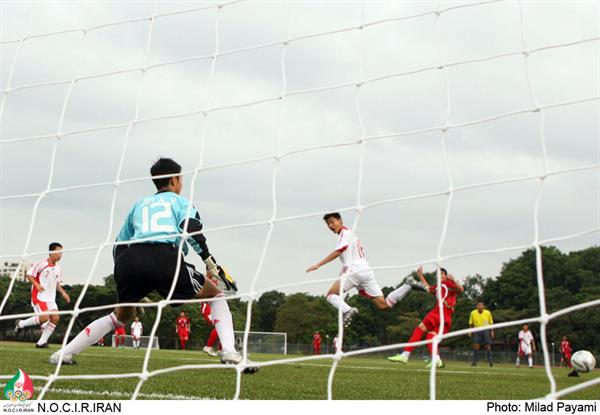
[
  {"x1": 518, "y1": 331, "x2": 523, "y2": 341},
  {"x1": 335, "y1": 230, "x2": 350, "y2": 252},
  {"x1": 27, "y1": 262, "x2": 41, "y2": 277}
]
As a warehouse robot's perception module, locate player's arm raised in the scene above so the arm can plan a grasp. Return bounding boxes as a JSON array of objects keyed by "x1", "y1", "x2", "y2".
[
  {"x1": 306, "y1": 249, "x2": 342, "y2": 273},
  {"x1": 417, "y1": 266, "x2": 431, "y2": 291}
]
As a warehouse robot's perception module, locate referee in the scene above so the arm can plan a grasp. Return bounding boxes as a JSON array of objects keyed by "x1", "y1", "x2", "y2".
[{"x1": 468, "y1": 302, "x2": 494, "y2": 367}]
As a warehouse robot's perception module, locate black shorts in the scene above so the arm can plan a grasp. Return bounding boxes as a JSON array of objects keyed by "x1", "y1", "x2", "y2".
[
  {"x1": 114, "y1": 243, "x2": 205, "y2": 305},
  {"x1": 473, "y1": 330, "x2": 492, "y2": 345}
]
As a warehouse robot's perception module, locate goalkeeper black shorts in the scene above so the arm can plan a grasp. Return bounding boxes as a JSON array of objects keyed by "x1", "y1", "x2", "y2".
[{"x1": 114, "y1": 243, "x2": 205, "y2": 305}]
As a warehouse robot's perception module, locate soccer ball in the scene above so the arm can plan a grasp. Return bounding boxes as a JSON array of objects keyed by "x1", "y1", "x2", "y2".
[{"x1": 571, "y1": 350, "x2": 596, "y2": 373}]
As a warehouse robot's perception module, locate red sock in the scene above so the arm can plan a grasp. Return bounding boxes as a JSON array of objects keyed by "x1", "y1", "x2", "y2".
[
  {"x1": 404, "y1": 326, "x2": 426, "y2": 352},
  {"x1": 426, "y1": 332, "x2": 435, "y2": 355},
  {"x1": 207, "y1": 329, "x2": 219, "y2": 347},
  {"x1": 180, "y1": 338, "x2": 186, "y2": 350}
]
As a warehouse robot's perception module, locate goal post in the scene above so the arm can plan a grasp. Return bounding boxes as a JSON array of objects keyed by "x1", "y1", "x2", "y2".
[
  {"x1": 233, "y1": 331, "x2": 287, "y2": 355},
  {"x1": 111, "y1": 334, "x2": 160, "y2": 350}
]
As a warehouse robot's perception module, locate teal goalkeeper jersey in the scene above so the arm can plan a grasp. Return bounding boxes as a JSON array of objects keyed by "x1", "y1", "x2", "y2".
[{"x1": 115, "y1": 191, "x2": 203, "y2": 256}]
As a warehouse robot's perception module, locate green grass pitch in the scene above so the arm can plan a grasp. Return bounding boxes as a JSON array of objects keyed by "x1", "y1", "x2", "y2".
[{"x1": 0, "y1": 341, "x2": 598, "y2": 400}]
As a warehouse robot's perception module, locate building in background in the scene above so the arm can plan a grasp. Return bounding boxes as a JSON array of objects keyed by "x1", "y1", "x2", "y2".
[{"x1": 0, "y1": 261, "x2": 30, "y2": 281}]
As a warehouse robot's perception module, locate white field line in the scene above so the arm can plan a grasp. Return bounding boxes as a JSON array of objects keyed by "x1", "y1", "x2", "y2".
[{"x1": 0, "y1": 382, "x2": 209, "y2": 400}]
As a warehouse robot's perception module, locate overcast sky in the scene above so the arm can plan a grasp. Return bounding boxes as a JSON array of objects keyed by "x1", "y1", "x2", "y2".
[{"x1": 0, "y1": 0, "x2": 598, "y2": 298}]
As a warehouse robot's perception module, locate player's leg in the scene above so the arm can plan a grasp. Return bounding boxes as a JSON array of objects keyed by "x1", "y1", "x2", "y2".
[
  {"x1": 16, "y1": 303, "x2": 44, "y2": 333},
  {"x1": 388, "y1": 320, "x2": 430, "y2": 363},
  {"x1": 358, "y1": 277, "x2": 388, "y2": 311},
  {"x1": 484, "y1": 331, "x2": 493, "y2": 366},
  {"x1": 527, "y1": 352, "x2": 533, "y2": 368},
  {"x1": 472, "y1": 342, "x2": 480, "y2": 366},
  {"x1": 36, "y1": 306, "x2": 59, "y2": 347},
  {"x1": 326, "y1": 280, "x2": 352, "y2": 313},
  {"x1": 203, "y1": 328, "x2": 219, "y2": 356},
  {"x1": 50, "y1": 305, "x2": 132, "y2": 364},
  {"x1": 326, "y1": 279, "x2": 358, "y2": 325},
  {"x1": 195, "y1": 279, "x2": 237, "y2": 355},
  {"x1": 385, "y1": 273, "x2": 427, "y2": 307}
]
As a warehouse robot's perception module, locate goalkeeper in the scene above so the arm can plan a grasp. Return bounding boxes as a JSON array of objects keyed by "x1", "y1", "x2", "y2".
[{"x1": 50, "y1": 157, "x2": 254, "y2": 372}]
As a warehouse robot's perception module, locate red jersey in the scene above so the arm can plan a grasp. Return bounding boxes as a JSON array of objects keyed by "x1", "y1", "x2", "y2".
[
  {"x1": 313, "y1": 334, "x2": 321, "y2": 344},
  {"x1": 176, "y1": 316, "x2": 190, "y2": 332},
  {"x1": 560, "y1": 340, "x2": 572, "y2": 355},
  {"x1": 429, "y1": 279, "x2": 460, "y2": 313},
  {"x1": 201, "y1": 303, "x2": 212, "y2": 324}
]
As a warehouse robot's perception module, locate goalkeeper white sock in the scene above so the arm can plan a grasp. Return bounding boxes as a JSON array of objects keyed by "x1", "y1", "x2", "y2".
[
  {"x1": 385, "y1": 284, "x2": 412, "y2": 307},
  {"x1": 528, "y1": 357, "x2": 533, "y2": 367},
  {"x1": 61, "y1": 312, "x2": 124, "y2": 355},
  {"x1": 37, "y1": 322, "x2": 55, "y2": 345},
  {"x1": 210, "y1": 296, "x2": 236, "y2": 354},
  {"x1": 18, "y1": 316, "x2": 40, "y2": 328},
  {"x1": 327, "y1": 294, "x2": 351, "y2": 313}
]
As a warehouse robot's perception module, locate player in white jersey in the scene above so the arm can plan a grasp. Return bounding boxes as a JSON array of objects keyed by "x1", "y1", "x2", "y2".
[
  {"x1": 516, "y1": 324, "x2": 536, "y2": 368},
  {"x1": 306, "y1": 212, "x2": 425, "y2": 326},
  {"x1": 130, "y1": 317, "x2": 143, "y2": 349},
  {"x1": 15, "y1": 242, "x2": 71, "y2": 348}
]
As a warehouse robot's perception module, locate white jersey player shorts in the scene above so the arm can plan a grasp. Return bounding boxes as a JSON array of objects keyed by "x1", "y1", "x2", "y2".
[{"x1": 342, "y1": 269, "x2": 384, "y2": 298}]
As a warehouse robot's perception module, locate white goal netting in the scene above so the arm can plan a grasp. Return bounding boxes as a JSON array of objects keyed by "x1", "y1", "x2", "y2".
[{"x1": 0, "y1": 0, "x2": 599, "y2": 401}]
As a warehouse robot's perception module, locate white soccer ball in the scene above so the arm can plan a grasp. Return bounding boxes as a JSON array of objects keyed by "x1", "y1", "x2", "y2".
[{"x1": 571, "y1": 350, "x2": 596, "y2": 373}]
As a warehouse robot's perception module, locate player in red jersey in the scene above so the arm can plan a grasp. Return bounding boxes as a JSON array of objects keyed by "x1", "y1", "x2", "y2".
[
  {"x1": 387, "y1": 266, "x2": 464, "y2": 368},
  {"x1": 201, "y1": 303, "x2": 220, "y2": 356},
  {"x1": 312, "y1": 332, "x2": 322, "y2": 355},
  {"x1": 176, "y1": 311, "x2": 191, "y2": 350},
  {"x1": 560, "y1": 336, "x2": 573, "y2": 368},
  {"x1": 114, "y1": 326, "x2": 126, "y2": 348}
]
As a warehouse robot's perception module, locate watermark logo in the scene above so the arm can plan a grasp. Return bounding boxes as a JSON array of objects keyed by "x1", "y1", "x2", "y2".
[{"x1": 3, "y1": 369, "x2": 33, "y2": 401}]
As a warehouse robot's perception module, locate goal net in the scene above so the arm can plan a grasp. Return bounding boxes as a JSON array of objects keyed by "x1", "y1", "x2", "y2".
[
  {"x1": 110, "y1": 335, "x2": 160, "y2": 350},
  {"x1": 233, "y1": 331, "x2": 287, "y2": 355},
  {"x1": 0, "y1": 0, "x2": 598, "y2": 402}
]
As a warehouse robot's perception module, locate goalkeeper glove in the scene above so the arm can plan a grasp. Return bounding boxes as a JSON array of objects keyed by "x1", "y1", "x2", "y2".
[
  {"x1": 204, "y1": 255, "x2": 219, "y2": 279},
  {"x1": 215, "y1": 266, "x2": 238, "y2": 294}
]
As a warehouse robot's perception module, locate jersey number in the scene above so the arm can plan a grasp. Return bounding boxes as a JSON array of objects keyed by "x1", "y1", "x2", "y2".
[{"x1": 142, "y1": 202, "x2": 175, "y2": 233}]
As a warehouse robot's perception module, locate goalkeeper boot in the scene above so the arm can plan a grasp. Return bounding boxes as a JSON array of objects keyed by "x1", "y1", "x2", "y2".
[
  {"x1": 387, "y1": 353, "x2": 409, "y2": 364},
  {"x1": 425, "y1": 357, "x2": 445, "y2": 369},
  {"x1": 203, "y1": 346, "x2": 219, "y2": 357},
  {"x1": 568, "y1": 369, "x2": 579, "y2": 377},
  {"x1": 220, "y1": 351, "x2": 260, "y2": 374},
  {"x1": 49, "y1": 351, "x2": 76, "y2": 365},
  {"x1": 343, "y1": 307, "x2": 358, "y2": 327},
  {"x1": 401, "y1": 276, "x2": 427, "y2": 292}
]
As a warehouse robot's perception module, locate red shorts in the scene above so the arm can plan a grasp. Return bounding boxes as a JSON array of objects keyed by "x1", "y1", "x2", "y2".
[
  {"x1": 422, "y1": 308, "x2": 453, "y2": 334},
  {"x1": 115, "y1": 327, "x2": 126, "y2": 336},
  {"x1": 178, "y1": 330, "x2": 189, "y2": 341}
]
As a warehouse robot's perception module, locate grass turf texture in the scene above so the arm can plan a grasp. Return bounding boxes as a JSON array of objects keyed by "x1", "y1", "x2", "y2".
[{"x1": 0, "y1": 341, "x2": 598, "y2": 400}]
